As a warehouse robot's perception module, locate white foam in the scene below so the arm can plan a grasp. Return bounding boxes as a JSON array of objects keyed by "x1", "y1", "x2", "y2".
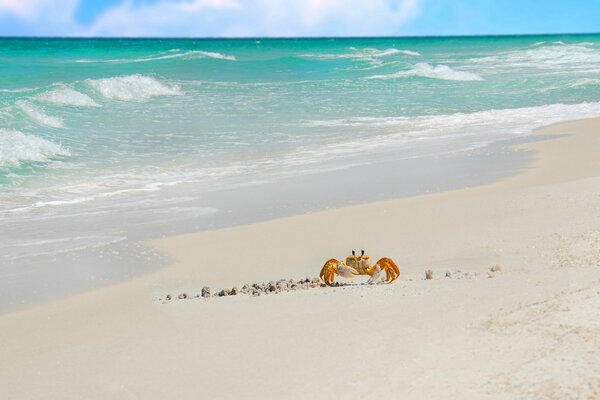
[
  {"x1": 0, "y1": 87, "x2": 37, "y2": 93},
  {"x1": 366, "y1": 62, "x2": 484, "y2": 81},
  {"x1": 75, "y1": 50, "x2": 236, "y2": 63},
  {"x1": 85, "y1": 75, "x2": 182, "y2": 101},
  {"x1": 308, "y1": 102, "x2": 600, "y2": 129},
  {"x1": 36, "y1": 86, "x2": 100, "y2": 107},
  {"x1": 470, "y1": 42, "x2": 600, "y2": 72},
  {"x1": 183, "y1": 50, "x2": 236, "y2": 61},
  {"x1": 0, "y1": 128, "x2": 70, "y2": 168},
  {"x1": 284, "y1": 101, "x2": 600, "y2": 171},
  {"x1": 399, "y1": 50, "x2": 421, "y2": 56},
  {"x1": 569, "y1": 78, "x2": 600, "y2": 88},
  {"x1": 361, "y1": 48, "x2": 421, "y2": 57},
  {"x1": 119, "y1": 50, "x2": 237, "y2": 62},
  {"x1": 16, "y1": 101, "x2": 64, "y2": 128},
  {"x1": 302, "y1": 47, "x2": 420, "y2": 60}
]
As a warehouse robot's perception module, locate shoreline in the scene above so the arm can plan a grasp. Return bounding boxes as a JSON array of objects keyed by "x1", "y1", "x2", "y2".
[
  {"x1": 0, "y1": 117, "x2": 596, "y2": 314},
  {"x1": 1, "y1": 116, "x2": 599, "y2": 399},
  {"x1": 0, "y1": 126, "x2": 533, "y2": 313},
  {"x1": 146, "y1": 116, "x2": 600, "y2": 289}
]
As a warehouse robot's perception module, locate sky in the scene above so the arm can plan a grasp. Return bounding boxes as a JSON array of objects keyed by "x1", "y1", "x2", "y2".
[{"x1": 0, "y1": 0, "x2": 598, "y2": 37}]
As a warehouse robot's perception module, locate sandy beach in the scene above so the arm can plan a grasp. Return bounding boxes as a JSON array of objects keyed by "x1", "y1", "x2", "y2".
[{"x1": 1, "y1": 117, "x2": 600, "y2": 399}]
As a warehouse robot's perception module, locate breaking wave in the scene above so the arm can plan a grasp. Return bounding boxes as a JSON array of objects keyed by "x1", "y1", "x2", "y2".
[
  {"x1": 298, "y1": 101, "x2": 600, "y2": 163},
  {"x1": 305, "y1": 102, "x2": 600, "y2": 132},
  {"x1": 136, "y1": 50, "x2": 237, "y2": 62},
  {"x1": 356, "y1": 48, "x2": 421, "y2": 57},
  {"x1": 16, "y1": 101, "x2": 64, "y2": 128},
  {"x1": 85, "y1": 75, "x2": 182, "y2": 101},
  {"x1": 0, "y1": 128, "x2": 69, "y2": 168},
  {"x1": 470, "y1": 42, "x2": 600, "y2": 71},
  {"x1": 301, "y1": 47, "x2": 421, "y2": 60},
  {"x1": 0, "y1": 87, "x2": 38, "y2": 93},
  {"x1": 36, "y1": 86, "x2": 100, "y2": 107},
  {"x1": 75, "y1": 50, "x2": 236, "y2": 63},
  {"x1": 366, "y1": 62, "x2": 483, "y2": 81}
]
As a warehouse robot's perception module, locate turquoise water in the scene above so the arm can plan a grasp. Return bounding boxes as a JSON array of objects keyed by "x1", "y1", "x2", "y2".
[
  {"x1": 1, "y1": 35, "x2": 600, "y2": 279},
  {"x1": 2, "y1": 35, "x2": 600, "y2": 193}
]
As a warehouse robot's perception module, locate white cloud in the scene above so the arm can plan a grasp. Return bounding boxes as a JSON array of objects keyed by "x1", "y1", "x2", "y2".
[
  {"x1": 86, "y1": 0, "x2": 240, "y2": 37},
  {"x1": 0, "y1": 0, "x2": 80, "y2": 34},
  {"x1": 88, "y1": 0, "x2": 421, "y2": 37},
  {"x1": 0, "y1": 0, "x2": 421, "y2": 37},
  {"x1": 0, "y1": 0, "x2": 37, "y2": 19},
  {"x1": 250, "y1": 0, "x2": 420, "y2": 36}
]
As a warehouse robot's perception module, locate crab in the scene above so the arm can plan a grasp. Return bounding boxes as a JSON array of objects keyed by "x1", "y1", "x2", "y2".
[{"x1": 319, "y1": 250, "x2": 400, "y2": 286}]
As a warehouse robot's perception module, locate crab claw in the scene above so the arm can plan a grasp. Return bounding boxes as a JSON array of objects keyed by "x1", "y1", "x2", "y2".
[
  {"x1": 374, "y1": 257, "x2": 400, "y2": 283},
  {"x1": 320, "y1": 259, "x2": 359, "y2": 286}
]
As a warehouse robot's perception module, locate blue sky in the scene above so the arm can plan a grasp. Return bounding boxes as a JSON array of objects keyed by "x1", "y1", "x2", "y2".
[{"x1": 0, "y1": 0, "x2": 598, "y2": 37}]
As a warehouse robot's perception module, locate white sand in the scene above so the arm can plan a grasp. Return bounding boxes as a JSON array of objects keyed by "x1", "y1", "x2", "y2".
[{"x1": 1, "y1": 118, "x2": 599, "y2": 399}]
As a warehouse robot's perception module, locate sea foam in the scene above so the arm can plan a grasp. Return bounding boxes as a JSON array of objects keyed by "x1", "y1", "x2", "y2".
[
  {"x1": 36, "y1": 86, "x2": 100, "y2": 107},
  {"x1": 0, "y1": 87, "x2": 37, "y2": 93},
  {"x1": 297, "y1": 101, "x2": 600, "y2": 167},
  {"x1": 16, "y1": 101, "x2": 64, "y2": 128},
  {"x1": 302, "y1": 47, "x2": 420, "y2": 60},
  {"x1": 85, "y1": 75, "x2": 182, "y2": 101},
  {"x1": 569, "y1": 78, "x2": 600, "y2": 88},
  {"x1": 0, "y1": 128, "x2": 69, "y2": 168},
  {"x1": 358, "y1": 48, "x2": 421, "y2": 57},
  {"x1": 75, "y1": 50, "x2": 236, "y2": 63},
  {"x1": 470, "y1": 42, "x2": 600, "y2": 71},
  {"x1": 305, "y1": 102, "x2": 600, "y2": 136},
  {"x1": 366, "y1": 62, "x2": 484, "y2": 81},
  {"x1": 143, "y1": 50, "x2": 236, "y2": 61}
]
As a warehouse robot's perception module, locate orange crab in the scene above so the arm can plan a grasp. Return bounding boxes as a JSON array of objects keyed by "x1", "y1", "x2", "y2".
[{"x1": 320, "y1": 250, "x2": 400, "y2": 286}]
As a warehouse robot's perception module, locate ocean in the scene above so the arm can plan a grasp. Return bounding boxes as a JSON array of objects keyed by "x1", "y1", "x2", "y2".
[{"x1": 1, "y1": 35, "x2": 600, "y2": 309}]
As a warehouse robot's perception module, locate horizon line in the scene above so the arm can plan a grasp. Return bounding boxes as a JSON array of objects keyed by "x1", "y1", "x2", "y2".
[{"x1": 1, "y1": 32, "x2": 599, "y2": 40}]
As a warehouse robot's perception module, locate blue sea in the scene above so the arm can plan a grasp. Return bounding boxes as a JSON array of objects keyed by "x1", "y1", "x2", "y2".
[{"x1": 1, "y1": 35, "x2": 600, "y2": 309}]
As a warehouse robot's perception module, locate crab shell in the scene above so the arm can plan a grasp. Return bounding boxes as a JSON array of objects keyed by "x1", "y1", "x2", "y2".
[{"x1": 345, "y1": 255, "x2": 371, "y2": 274}]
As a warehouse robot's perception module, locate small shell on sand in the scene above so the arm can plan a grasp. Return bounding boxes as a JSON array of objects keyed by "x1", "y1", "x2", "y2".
[
  {"x1": 160, "y1": 263, "x2": 504, "y2": 305},
  {"x1": 186, "y1": 277, "x2": 326, "y2": 301},
  {"x1": 161, "y1": 271, "x2": 409, "y2": 304},
  {"x1": 276, "y1": 280, "x2": 288, "y2": 290}
]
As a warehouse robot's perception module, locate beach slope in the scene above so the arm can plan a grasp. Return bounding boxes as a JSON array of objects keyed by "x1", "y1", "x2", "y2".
[{"x1": 1, "y1": 118, "x2": 600, "y2": 399}]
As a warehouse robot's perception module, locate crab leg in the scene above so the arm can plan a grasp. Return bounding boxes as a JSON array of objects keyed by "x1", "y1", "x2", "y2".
[
  {"x1": 375, "y1": 257, "x2": 400, "y2": 283},
  {"x1": 319, "y1": 258, "x2": 360, "y2": 286},
  {"x1": 366, "y1": 265, "x2": 382, "y2": 284}
]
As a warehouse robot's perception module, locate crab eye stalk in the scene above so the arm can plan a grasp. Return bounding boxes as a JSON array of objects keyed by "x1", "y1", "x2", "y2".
[
  {"x1": 352, "y1": 250, "x2": 355, "y2": 256},
  {"x1": 361, "y1": 250, "x2": 365, "y2": 256}
]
